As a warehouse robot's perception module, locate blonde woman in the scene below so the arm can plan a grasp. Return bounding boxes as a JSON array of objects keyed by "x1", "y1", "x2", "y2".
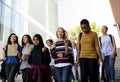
[{"x1": 51, "y1": 27, "x2": 73, "y2": 82}]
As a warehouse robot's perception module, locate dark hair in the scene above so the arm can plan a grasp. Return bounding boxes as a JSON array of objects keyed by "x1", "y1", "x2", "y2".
[
  {"x1": 22, "y1": 34, "x2": 33, "y2": 46},
  {"x1": 33, "y1": 34, "x2": 45, "y2": 48},
  {"x1": 80, "y1": 19, "x2": 91, "y2": 31},
  {"x1": 56, "y1": 27, "x2": 68, "y2": 40},
  {"x1": 80, "y1": 19, "x2": 90, "y2": 26},
  {"x1": 102, "y1": 25, "x2": 108, "y2": 30},
  {"x1": 46, "y1": 39, "x2": 53, "y2": 44},
  {"x1": 7, "y1": 33, "x2": 18, "y2": 45}
]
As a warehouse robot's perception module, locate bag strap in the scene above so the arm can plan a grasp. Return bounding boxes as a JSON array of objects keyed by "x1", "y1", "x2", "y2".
[
  {"x1": 79, "y1": 32, "x2": 82, "y2": 40},
  {"x1": 99, "y1": 36, "x2": 102, "y2": 46},
  {"x1": 78, "y1": 32, "x2": 82, "y2": 49},
  {"x1": 109, "y1": 34, "x2": 113, "y2": 46},
  {"x1": 99, "y1": 34, "x2": 113, "y2": 47}
]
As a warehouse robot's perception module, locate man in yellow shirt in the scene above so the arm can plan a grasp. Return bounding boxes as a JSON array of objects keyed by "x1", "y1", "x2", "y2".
[{"x1": 76, "y1": 19, "x2": 103, "y2": 82}]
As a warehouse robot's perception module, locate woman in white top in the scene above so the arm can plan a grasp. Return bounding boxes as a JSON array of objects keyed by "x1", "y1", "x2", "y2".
[
  {"x1": 70, "y1": 42, "x2": 79, "y2": 82},
  {"x1": 99, "y1": 26, "x2": 116, "y2": 82}
]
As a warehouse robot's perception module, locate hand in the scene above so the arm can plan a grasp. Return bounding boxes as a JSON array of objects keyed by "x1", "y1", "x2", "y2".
[
  {"x1": 42, "y1": 47, "x2": 47, "y2": 52},
  {"x1": 99, "y1": 57, "x2": 104, "y2": 63},
  {"x1": 50, "y1": 44, "x2": 55, "y2": 49},
  {"x1": 111, "y1": 54, "x2": 115, "y2": 59},
  {"x1": 57, "y1": 53, "x2": 63, "y2": 58},
  {"x1": 22, "y1": 55, "x2": 26, "y2": 60},
  {"x1": 28, "y1": 49, "x2": 32, "y2": 55},
  {"x1": 76, "y1": 60, "x2": 79, "y2": 66}
]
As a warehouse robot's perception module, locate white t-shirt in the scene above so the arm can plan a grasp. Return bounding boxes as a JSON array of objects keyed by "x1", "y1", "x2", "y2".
[
  {"x1": 100, "y1": 35, "x2": 114, "y2": 58},
  {"x1": 72, "y1": 48, "x2": 77, "y2": 63}
]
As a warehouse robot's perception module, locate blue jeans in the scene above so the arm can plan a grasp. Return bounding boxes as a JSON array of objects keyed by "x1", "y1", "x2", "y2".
[
  {"x1": 104, "y1": 56, "x2": 115, "y2": 81},
  {"x1": 69, "y1": 69, "x2": 75, "y2": 82},
  {"x1": 70, "y1": 63, "x2": 79, "y2": 81},
  {"x1": 55, "y1": 66, "x2": 72, "y2": 82},
  {"x1": 5, "y1": 64, "x2": 18, "y2": 82},
  {"x1": 73, "y1": 63, "x2": 79, "y2": 80}
]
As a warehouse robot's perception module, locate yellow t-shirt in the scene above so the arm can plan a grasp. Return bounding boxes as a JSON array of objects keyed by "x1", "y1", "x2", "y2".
[{"x1": 78, "y1": 31, "x2": 99, "y2": 58}]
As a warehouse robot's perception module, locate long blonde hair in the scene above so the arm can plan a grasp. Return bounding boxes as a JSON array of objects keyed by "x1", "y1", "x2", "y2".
[
  {"x1": 56, "y1": 27, "x2": 68, "y2": 40},
  {"x1": 56, "y1": 27, "x2": 69, "y2": 54}
]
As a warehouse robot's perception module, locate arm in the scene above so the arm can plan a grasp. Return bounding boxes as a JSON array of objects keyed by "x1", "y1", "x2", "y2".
[
  {"x1": 28, "y1": 53, "x2": 32, "y2": 65},
  {"x1": 17, "y1": 45, "x2": 22, "y2": 59},
  {"x1": 2, "y1": 45, "x2": 7, "y2": 58},
  {"x1": 50, "y1": 43, "x2": 56, "y2": 59},
  {"x1": 2, "y1": 48, "x2": 6, "y2": 58},
  {"x1": 68, "y1": 40, "x2": 74, "y2": 64},
  {"x1": 95, "y1": 46, "x2": 103, "y2": 62},
  {"x1": 76, "y1": 35, "x2": 81, "y2": 65},
  {"x1": 111, "y1": 36, "x2": 117, "y2": 58},
  {"x1": 43, "y1": 48, "x2": 51, "y2": 65},
  {"x1": 94, "y1": 33, "x2": 103, "y2": 62}
]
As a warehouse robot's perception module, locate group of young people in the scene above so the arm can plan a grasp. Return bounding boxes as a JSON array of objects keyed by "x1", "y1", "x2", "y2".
[{"x1": 1, "y1": 19, "x2": 116, "y2": 82}]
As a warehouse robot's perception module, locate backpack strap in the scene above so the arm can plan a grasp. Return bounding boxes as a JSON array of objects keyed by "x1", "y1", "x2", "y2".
[
  {"x1": 109, "y1": 34, "x2": 113, "y2": 46},
  {"x1": 99, "y1": 36, "x2": 102, "y2": 47},
  {"x1": 79, "y1": 32, "x2": 82, "y2": 40},
  {"x1": 99, "y1": 34, "x2": 113, "y2": 47},
  {"x1": 77, "y1": 32, "x2": 82, "y2": 50}
]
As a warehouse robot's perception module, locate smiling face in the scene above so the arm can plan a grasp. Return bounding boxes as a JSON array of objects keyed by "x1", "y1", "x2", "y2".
[
  {"x1": 23, "y1": 36, "x2": 29, "y2": 44},
  {"x1": 101, "y1": 26, "x2": 108, "y2": 34},
  {"x1": 10, "y1": 35, "x2": 17, "y2": 43}
]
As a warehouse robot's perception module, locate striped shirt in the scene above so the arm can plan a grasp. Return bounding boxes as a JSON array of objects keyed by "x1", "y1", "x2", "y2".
[{"x1": 52, "y1": 40, "x2": 73, "y2": 67}]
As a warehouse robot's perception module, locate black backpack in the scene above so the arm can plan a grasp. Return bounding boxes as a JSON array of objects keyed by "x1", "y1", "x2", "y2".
[
  {"x1": 78, "y1": 32, "x2": 82, "y2": 49},
  {"x1": 99, "y1": 34, "x2": 117, "y2": 56},
  {"x1": 99, "y1": 34, "x2": 113, "y2": 47}
]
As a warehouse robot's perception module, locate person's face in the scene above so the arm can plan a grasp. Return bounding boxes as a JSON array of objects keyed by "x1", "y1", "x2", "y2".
[
  {"x1": 33, "y1": 37, "x2": 40, "y2": 46},
  {"x1": 46, "y1": 41, "x2": 52, "y2": 47},
  {"x1": 81, "y1": 24, "x2": 90, "y2": 33},
  {"x1": 57, "y1": 28, "x2": 64, "y2": 38},
  {"x1": 101, "y1": 26, "x2": 107, "y2": 34},
  {"x1": 72, "y1": 42, "x2": 76, "y2": 48},
  {"x1": 10, "y1": 35, "x2": 17, "y2": 43},
  {"x1": 23, "y1": 36, "x2": 29, "y2": 44}
]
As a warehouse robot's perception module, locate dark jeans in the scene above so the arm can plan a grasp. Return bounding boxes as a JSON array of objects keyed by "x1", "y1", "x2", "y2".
[
  {"x1": 79, "y1": 58, "x2": 99, "y2": 82},
  {"x1": 70, "y1": 69, "x2": 75, "y2": 81},
  {"x1": 21, "y1": 68, "x2": 29, "y2": 82},
  {"x1": 5, "y1": 64, "x2": 18, "y2": 82},
  {"x1": 55, "y1": 66, "x2": 72, "y2": 82},
  {"x1": 50, "y1": 65, "x2": 57, "y2": 82}
]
